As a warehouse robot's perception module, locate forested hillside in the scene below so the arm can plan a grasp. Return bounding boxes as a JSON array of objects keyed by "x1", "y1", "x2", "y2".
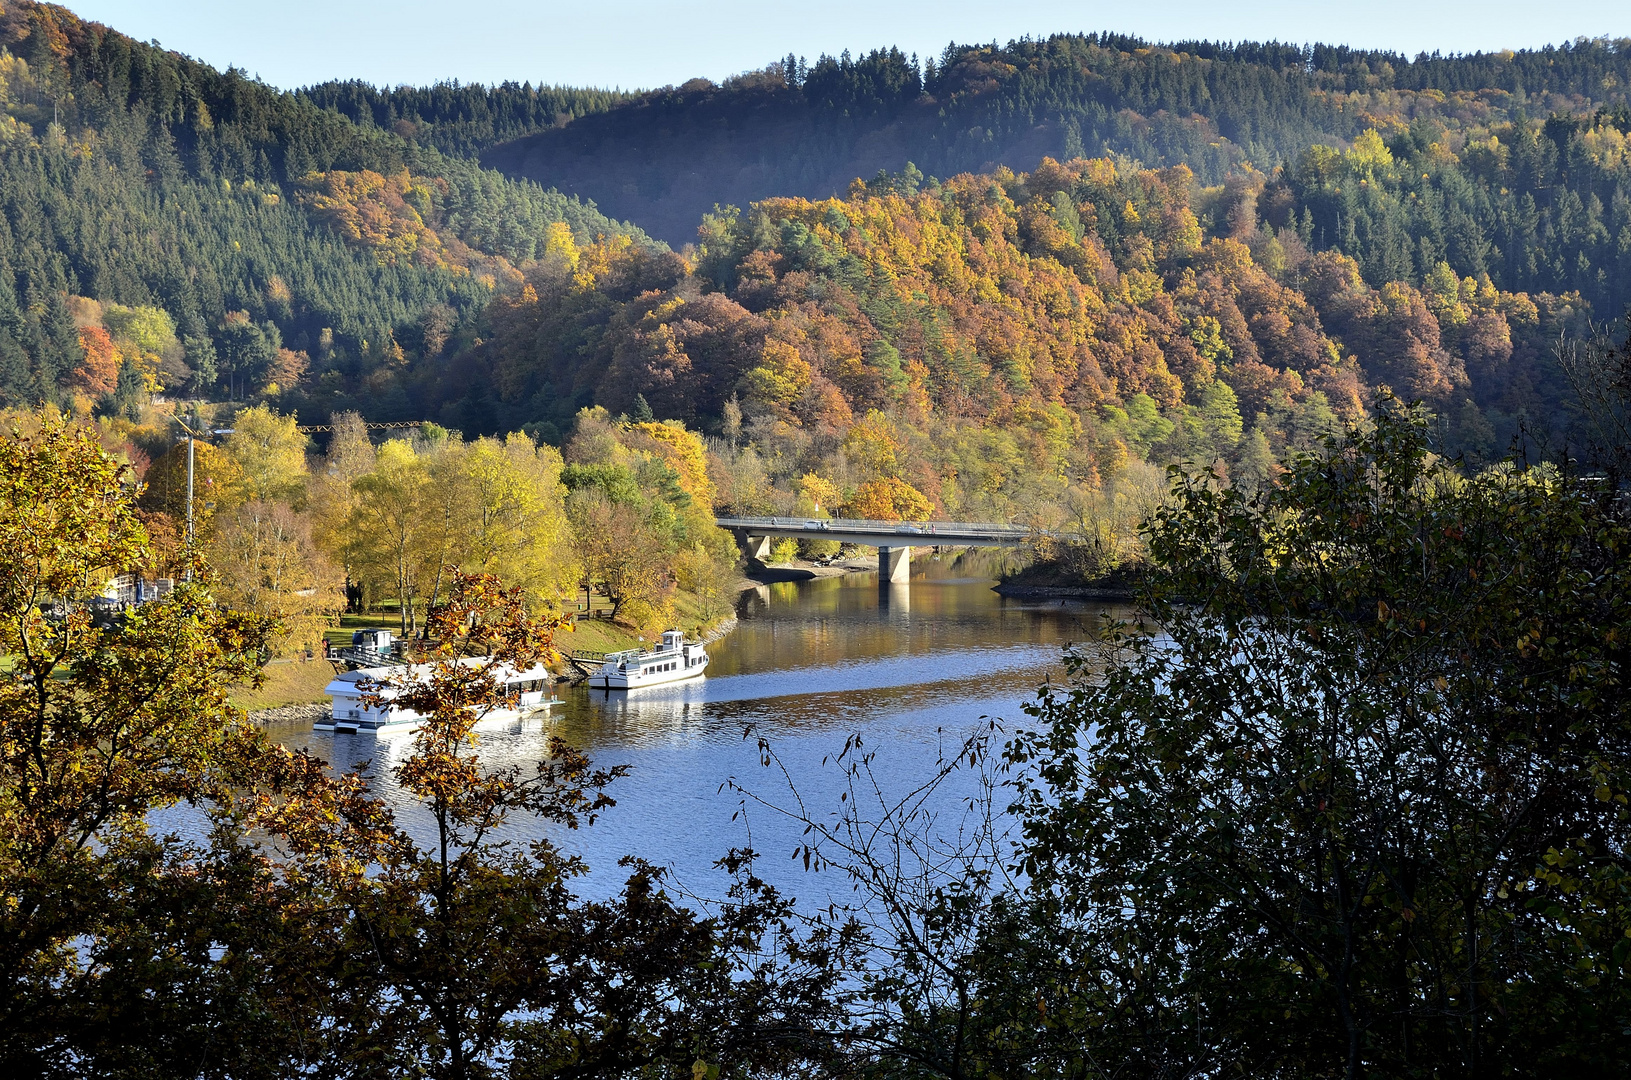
[
  {"x1": 472, "y1": 36, "x2": 1631, "y2": 250},
  {"x1": 0, "y1": 1, "x2": 650, "y2": 410},
  {"x1": 0, "y1": 1, "x2": 1625, "y2": 539},
  {"x1": 395, "y1": 153, "x2": 1579, "y2": 559},
  {"x1": 290, "y1": 33, "x2": 1631, "y2": 508},
  {"x1": 300, "y1": 79, "x2": 637, "y2": 159}
]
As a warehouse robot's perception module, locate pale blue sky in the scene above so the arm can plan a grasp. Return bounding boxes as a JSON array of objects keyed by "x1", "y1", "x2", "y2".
[{"x1": 66, "y1": 1, "x2": 1631, "y2": 92}]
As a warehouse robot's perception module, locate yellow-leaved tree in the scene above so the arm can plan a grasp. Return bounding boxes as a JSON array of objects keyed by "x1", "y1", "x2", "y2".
[
  {"x1": 842, "y1": 409, "x2": 904, "y2": 481},
  {"x1": 797, "y1": 472, "x2": 842, "y2": 513},
  {"x1": 0, "y1": 416, "x2": 274, "y2": 1060},
  {"x1": 138, "y1": 438, "x2": 245, "y2": 573},
  {"x1": 845, "y1": 477, "x2": 933, "y2": 521},
  {"x1": 350, "y1": 438, "x2": 432, "y2": 635},
  {"x1": 453, "y1": 433, "x2": 577, "y2": 610},
  {"x1": 308, "y1": 412, "x2": 377, "y2": 611},
  {"x1": 223, "y1": 404, "x2": 309, "y2": 505},
  {"x1": 209, "y1": 499, "x2": 345, "y2": 657}
]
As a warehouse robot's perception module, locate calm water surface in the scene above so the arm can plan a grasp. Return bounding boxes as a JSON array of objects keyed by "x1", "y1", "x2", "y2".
[{"x1": 265, "y1": 556, "x2": 1117, "y2": 904}]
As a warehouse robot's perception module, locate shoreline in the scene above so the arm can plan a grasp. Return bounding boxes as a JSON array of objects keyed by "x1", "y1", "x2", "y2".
[
  {"x1": 246, "y1": 558, "x2": 882, "y2": 724},
  {"x1": 734, "y1": 556, "x2": 877, "y2": 592},
  {"x1": 248, "y1": 701, "x2": 332, "y2": 726},
  {"x1": 992, "y1": 582, "x2": 1137, "y2": 600}
]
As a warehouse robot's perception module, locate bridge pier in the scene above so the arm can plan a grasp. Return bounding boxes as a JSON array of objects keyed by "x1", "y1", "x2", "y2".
[
  {"x1": 878, "y1": 545, "x2": 911, "y2": 583},
  {"x1": 714, "y1": 518, "x2": 1034, "y2": 581},
  {"x1": 733, "y1": 531, "x2": 772, "y2": 562}
]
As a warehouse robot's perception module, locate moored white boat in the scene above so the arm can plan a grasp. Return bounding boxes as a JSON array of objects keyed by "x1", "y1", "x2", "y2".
[
  {"x1": 317, "y1": 657, "x2": 560, "y2": 733},
  {"x1": 589, "y1": 630, "x2": 708, "y2": 689}
]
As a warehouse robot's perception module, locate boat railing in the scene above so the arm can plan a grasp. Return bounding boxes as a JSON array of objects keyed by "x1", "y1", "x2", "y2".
[
  {"x1": 571, "y1": 641, "x2": 693, "y2": 670},
  {"x1": 329, "y1": 645, "x2": 407, "y2": 671}
]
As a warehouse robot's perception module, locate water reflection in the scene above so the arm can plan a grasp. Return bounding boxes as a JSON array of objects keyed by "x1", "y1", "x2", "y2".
[{"x1": 269, "y1": 555, "x2": 1122, "y2": 903}]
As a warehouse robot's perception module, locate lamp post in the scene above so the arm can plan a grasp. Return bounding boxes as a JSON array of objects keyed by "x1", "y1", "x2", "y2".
[
  {"x1": 173, "y1": 412, "x2": 202, "y2": 581},
  {"x1": 171, "y1": 412, "x2": 234, "y2": 581}
]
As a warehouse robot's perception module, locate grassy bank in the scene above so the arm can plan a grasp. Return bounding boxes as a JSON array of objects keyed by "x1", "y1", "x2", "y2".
[
  {"x1": 558, "y1": 616, "x2": 641, "y2": 655},
  {"x1": 230, "y1": 660, "x2": 335, "y2": 712}
]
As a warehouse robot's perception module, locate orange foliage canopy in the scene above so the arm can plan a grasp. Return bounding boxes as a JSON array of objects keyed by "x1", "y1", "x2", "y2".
[
  {"x1": 845, "y1": 477, "x2": 933, "y2": 522},
  {"x1": 480, "y1": 157, "x2": 1371, "y2": 436},
  {"x1": 622, "y1": 420, "x2": 715, "y2": 512},
  {"x1": 295, "y1": 169, "x2": 520, "y2": 288},
  {"x1": 463, "y1": 153, "x2": 1554, "y2": 521},
  {"x1": 73, "y1": 325, "x2": 120, "y2": 396},
  {"x1": 297, "y1": 169, "x2": 446, "y2": 267}
]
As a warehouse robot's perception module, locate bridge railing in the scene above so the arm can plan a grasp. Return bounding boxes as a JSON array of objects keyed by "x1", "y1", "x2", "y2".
[{"x1": 715, "y1": 515, "x2": 1037, "y2": 536}]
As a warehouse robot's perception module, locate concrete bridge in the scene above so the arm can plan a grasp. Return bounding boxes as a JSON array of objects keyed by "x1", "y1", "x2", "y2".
[{"x1": 716, "y1": 516, "x2": 1035, "y2": 583}]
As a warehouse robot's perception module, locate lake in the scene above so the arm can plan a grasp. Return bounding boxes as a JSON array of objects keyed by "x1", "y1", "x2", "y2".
[{"x1": 264, "y1": 554, "x2": 1117, "y2": 906}]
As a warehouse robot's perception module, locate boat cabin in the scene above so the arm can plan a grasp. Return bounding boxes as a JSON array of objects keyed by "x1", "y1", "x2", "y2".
[
  {"x1": 319, "y1": 657, "x2": 556, "y2": 732},
  {"x1": 351, "y1": 628, "x2": 394, "y2": 650},
  {"x1": 589, "y1": 629, "x2": 709, "y2": 689}
]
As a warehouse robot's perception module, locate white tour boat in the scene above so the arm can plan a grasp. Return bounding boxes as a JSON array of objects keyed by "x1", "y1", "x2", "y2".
[
  {"x1": 588, "y1": 629, "x2": 709, "y2": 689},
  {"x1": 317, "y1": 657, "x2": 560, "y2": 733}
]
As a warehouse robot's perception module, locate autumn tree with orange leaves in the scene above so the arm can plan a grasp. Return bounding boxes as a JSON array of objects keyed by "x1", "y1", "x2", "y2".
[
  {"x1": 0, "y1": 417, "x2": 277, "y2": 1073},
  {"x1": 0, "y1": 419, "x2": 857, "y2": 1078}
]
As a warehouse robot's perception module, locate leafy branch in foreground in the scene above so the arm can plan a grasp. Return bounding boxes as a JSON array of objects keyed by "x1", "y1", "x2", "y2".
[
  {"x1": 742, "y1": 405, "x2": 1631, "y2": 1080},
  {"x1": 0, "y1": 416, "x2": 847, "y2": 1078},
  {"x1": 1009, "y1": 404, "x2": 1631, "y2": 1077},
  {"x1": 731, "y1": 721, "x2": 1042, "y2": 1080},
  {"x1": 243, "y1": 569, "x2": 850, "y2": 1079},
  {"x1": 0, "y1": 416, "x2": 277, "y2": 1075}
]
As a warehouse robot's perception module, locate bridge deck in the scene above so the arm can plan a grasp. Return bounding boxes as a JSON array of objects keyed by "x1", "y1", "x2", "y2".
[{"x1": 716, "y1": 515, "x2": 1037, "y2": 547}]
